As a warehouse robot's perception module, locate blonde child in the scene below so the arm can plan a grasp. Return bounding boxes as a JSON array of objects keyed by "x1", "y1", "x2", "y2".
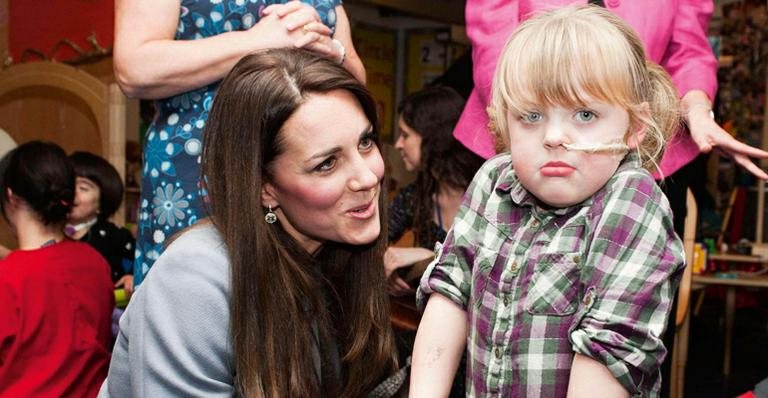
[{"x1": 410, "y1": 5, "x2": 685, "y2": 397}]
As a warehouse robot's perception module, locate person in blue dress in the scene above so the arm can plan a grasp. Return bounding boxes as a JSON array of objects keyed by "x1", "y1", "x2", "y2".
[{"x1": 114, "y1": 0, "x2": 365, "y2": 285}]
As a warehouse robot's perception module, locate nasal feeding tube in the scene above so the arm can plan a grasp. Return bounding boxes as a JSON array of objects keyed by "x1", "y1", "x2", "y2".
[{"x1": 561, "y1": 139, "x2": 629, "y2": 154}]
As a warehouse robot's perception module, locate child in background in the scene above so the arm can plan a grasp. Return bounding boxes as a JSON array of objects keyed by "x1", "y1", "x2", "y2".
[
  {"x1": 67, "y1": 151, "x2": 135, "y2": 296},
  {"x1": 411, "y1": 6, "x2": 685, "y2": 397}
]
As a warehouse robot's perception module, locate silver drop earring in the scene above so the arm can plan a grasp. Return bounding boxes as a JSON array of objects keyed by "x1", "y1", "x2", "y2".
[{"x1": 264, "y1": 206, "x2": 277, "y2": 224}]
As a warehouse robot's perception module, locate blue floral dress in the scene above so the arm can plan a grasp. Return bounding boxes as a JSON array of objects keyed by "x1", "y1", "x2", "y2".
[{"x1": 134, "y1": 0, "x2": 341, "y2": 285}]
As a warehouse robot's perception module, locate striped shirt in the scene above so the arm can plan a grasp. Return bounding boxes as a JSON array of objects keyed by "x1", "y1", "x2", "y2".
[{"x1": 417, "y1": 153, "x2": 684, "y2": 397}]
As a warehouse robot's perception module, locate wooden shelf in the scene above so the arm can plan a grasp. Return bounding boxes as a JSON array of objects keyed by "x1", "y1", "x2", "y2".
[
  {"x1": 709, "y1": 253, "x2": 768, "y2": 263},
  {"x1": 692, "y1": 273, "x2": 768, "y2": 288}
]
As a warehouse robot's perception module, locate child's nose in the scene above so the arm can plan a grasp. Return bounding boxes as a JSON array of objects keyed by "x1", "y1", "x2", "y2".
[{"x1": 542, "y1": 123, "x2": 568, "y2": 148}]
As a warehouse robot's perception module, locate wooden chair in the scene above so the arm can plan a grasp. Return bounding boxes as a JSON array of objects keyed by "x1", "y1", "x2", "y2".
[{"x1": 669, "y1": 189, "x2": 698, "y2": 398}]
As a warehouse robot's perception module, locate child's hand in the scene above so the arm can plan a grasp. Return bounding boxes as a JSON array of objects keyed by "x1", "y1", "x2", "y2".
[{"x1": 114, "y1": 274, "x2": 135, "y2": 297}]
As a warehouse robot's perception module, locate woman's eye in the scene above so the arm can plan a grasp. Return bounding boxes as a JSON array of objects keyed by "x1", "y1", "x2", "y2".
[
  {"x1": 575, "y1": 110, "x2": 596, "y2": 122},
  {"x1": 315, "y1": 157, "x2": 336, "y2": 172},
  {"x1": 521, "y1": 112, "x2": 543, "y2": 123},
  {"x1": 360, "y1": 133, "x2": 376, "y2": 150}
]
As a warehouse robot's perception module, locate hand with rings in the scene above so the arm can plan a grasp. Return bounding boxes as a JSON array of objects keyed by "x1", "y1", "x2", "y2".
[
  {"x1": 262, "y1": 2, "x2": 342, "y2": 64},
  {"x1": 262, "y1": 1, "x2": 325, "y2": 35}
]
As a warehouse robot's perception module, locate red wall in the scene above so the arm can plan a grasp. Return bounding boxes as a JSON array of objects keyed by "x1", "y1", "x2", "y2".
[{"x1": 9, "y1": 0, "x2": 114, "y2": 62}]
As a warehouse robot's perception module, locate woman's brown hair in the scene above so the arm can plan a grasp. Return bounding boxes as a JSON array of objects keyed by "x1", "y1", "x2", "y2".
[
  {"x1": 397, "y1": 85, "x2": 484, "y2": 246},
  {"x1": 201, "y1": 48, "x2": 398, "y2": 397}
]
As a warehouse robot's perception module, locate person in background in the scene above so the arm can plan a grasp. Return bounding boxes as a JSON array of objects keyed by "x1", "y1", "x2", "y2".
[
  {"x1": 411, "y1": 6, "x2": 685, "y2": 396},
  {"x1": 385, "y1": 86, "x2": 485, "y2": 296},
  {"x1": 67, "y1": 151, "x2": 135, "y2": 296},
  {"x1": 101, "y1": 49, "x2": 406, "y2": 397},
  {"x1": 384, "y1": 86, "x2": 485, "y2": 397},
  {"x1": 114, "y1": 0, "x2": 366, "y2": 286},
  {"x1": 0, "y1": 141, "x2": 114, "y2": 398}
]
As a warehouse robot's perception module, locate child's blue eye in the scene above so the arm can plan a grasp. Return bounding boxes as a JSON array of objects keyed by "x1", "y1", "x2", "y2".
[
  {"x1": 522, "y1": 112, "x2": 543, "y2": 123},
  {"x1": 575, "y1": 110, "x2": 596, "y2": 122}
]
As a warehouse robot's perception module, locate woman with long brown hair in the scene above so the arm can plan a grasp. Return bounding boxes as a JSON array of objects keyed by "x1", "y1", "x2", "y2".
[
  {"x1": 102, "y1": 48, "x2": 403, "y2": 397},
  {"x1": 384, "y1": 86, "x2": 485, "y2": 296}
]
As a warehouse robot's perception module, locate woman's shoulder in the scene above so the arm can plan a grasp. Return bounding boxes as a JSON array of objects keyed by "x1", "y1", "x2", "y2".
[
  {"x1": 142, "y1": 223, "x2": 229, "y2": 293},
  {"x1": 127, "y1": 223, "x2": 231, "y2": 334},
  {"x1": 391, "y1": 183, "x2": 416, "y2": 205},
  {"x1": 5, "y1": 240, "x2": 104, "y2": 265},
  {"x1": 0, "y1": 241, "x2": 110, "y2": 286}
]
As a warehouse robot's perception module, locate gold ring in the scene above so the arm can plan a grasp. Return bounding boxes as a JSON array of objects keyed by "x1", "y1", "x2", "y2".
[{"x1": 302, "y1": 22, "x2": 312, "y2": 33}]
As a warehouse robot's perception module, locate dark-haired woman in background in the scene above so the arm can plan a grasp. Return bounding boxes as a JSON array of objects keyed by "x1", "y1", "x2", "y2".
[
  {"x1": 385, "y1": 86, "x2": 485, "y2": 296},
  {"x1": 383, "y1": 86, "x2": 483, "y2": 398},
  {"x1": 67, "y1": 151, "x2": 135, "y2": 296},
  {"x1": 0, "y1": 141, "x2": 114, "y2": 397}
]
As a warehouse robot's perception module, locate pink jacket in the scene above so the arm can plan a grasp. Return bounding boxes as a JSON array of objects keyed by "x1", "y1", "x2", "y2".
[{"x1": 456, "y1": 0, "x2": 718, "y2": 177}]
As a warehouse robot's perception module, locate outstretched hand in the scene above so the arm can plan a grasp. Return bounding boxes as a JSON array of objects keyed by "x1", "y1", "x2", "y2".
[{"x1": 683, "y1": 90, "x2": 768, "y2": 180}]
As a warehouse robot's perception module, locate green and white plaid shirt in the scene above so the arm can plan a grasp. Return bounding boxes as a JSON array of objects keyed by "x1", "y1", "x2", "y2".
[{"x1": 418, "y1": 153, "x2": 684, "y2": 397}]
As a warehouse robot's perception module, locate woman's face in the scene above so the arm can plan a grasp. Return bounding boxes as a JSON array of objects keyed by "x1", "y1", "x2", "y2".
[
  {"x1": 69, "y1": 176, "x2": 100, "y2": 223},
  {"x1": 262, "y1": 90, "x2": 385, "y2": 254},
  {"x1": 394, "y1": 116, "x2": 422, "y2": 171}
]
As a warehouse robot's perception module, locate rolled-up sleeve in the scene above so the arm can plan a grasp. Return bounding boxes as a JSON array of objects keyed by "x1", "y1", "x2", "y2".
[
  {"x1": 417, "y1": 156, "x2": 505, "y2": 312},
  {"x1": 569, "y1": 172, "x2": 685, "y2": 395},
  {"x1": 417, "y1": 222, "x2": 473, "y2": 311}
]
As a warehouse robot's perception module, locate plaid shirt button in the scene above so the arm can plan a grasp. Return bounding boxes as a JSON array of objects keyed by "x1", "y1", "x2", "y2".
[
  {"x1": 531, "y1": 219, "x2": 540, "y2": 228},
  {"x1": 572, "y1": 255, "x2": 581, "y2": 264},
  {"x1": 510, "y1": 260, "x2": 519, "y2": 273},
  {"x1": 503, "y1": 296, "x2": 510, "y2": 306},
  {"x1": 494, "y1": 347, "x2": 502, "y2": 359}
]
